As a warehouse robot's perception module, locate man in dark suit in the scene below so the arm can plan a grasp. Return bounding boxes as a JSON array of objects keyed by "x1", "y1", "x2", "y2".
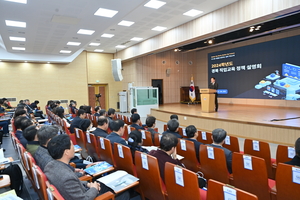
[
  {"x1": 130, "y1": 114, "x2": 144, "y2": 130},
  {"x1": 107, "y1": 108, "x2": 116, "y2": 131},
  {"x1": 145, "y1": 116, "x2": 158, "y2": 142},
  {"x1": 208, "y1": 77, "x2": 219, "y2": 111},
  {"x1": 92, "y1": 116, "x2": 108, "y2": 138},
  {"x1": 106, "y1": 119, "x2": 128, "y2": 148},
  {"x1": 184, "y1": 125, "x2": 203, "y2": 162},
  {"x1": 70, "y1": 109, "x2": 86, "y2": 133},
  {"x1": 208, "y1": 128, "x2": 232, "y2": 174},
  {"x1": 162, "y1": 119, "x2": 182, "y2": 138},
  {"x1": 285, "y1": 137, "x2": 300, "y2": 167},
  {"x1": 14, "y1": 116, "x2": 33, "y2": 148}
]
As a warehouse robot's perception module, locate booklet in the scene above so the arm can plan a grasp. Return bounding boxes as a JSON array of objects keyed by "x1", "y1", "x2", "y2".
[
  {"x1": 74, "y1": 145, "x2": 82, "y2": 152},
  {"x1": 97, "y1": 170, "x2": 139, "y2": 192},
  {"x1": 84, "y1": 161, "x2": 113, "y2": 175}
]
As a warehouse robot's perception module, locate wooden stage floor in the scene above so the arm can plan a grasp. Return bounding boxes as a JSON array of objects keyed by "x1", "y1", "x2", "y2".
[{"x1": 150, "y1": 103, "x2": 300, "y2": 146}]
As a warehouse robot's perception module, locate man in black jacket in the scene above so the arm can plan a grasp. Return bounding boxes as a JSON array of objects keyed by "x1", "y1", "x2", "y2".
[
  {"x1": 92, "y1": 116, "x2": 108, "y2": 138},
  {"x1": 208, "y1": 77, "x2": 219, "y2": 111}
]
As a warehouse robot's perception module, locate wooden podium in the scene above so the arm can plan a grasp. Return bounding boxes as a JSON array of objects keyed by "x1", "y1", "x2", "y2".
[{"x1": 200, "y1": 89, "x2": 216, "y2": 113}]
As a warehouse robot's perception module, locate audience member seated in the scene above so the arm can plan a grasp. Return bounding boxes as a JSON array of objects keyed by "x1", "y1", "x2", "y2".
[
  {"x1": 17, "y1": 100, "x2": 25, "y2": 107},
  {"x1": 0, "y1": 99, "x2": 5, "y2": 113},
  {"x1": 107, "y1": 108, "x2": 116, "y2": 130},
  {"x1": 149, "y1": 133, "x2": 184, "y2": 181},
  {"x1": 83, "y1": 106, "x2": 92, "y2": 115},
  {"x1": 79, "y1": 118, "x2": 92, "y2": 132},
  {"x1": 94, "y1": 106, "x2": 101, "y2": 117},
  {"x1": 55, "y1": 100, "x2": 64, "y2": 109},
  {"x1": 145, "y1": 116, "x2": 158, "y2": 142},
  {"x1": 92, "y1": 116, "x2": 109, "y2": 138},
  {"x1": 14, "y1": 108, "x2": 27, "y2": 119},
  {"x1": 46, "y1": 100, "x2": 54, "y2": 110},
  {"x1": 99, "y1": 109, "x2": 106, "y2": 117},
  {"x1": 56, "y1": 107, "x2": 71, "y2": 127},
  {"x1": 285, "y1": 137, "x2": 300, "y2": 166},
  {"x1": 69, "y1": 100, "x2": 78, "y2": 115},
  {"x1": 23, "y1": 125, "x2": 39, "y2": 156},
  {"x1": 14, "y1": 116, "x2": 33, "y2": 147},
  {"x1": 162, "y1": 119, "x2": 182, "y2": 138},
  {"x1": 29, "y1": 100, "x2": 40, "y2": 110},
  {"x1": 127, "y1": 130, "x2": 149, "y2": 160},
  {"x1": 2, "y1": 98, "x2": 12, "y2": 109},
  {"x1": 131, "y1": 108, "x2": 137, "y2": 115},
  {"x1": 170, "y1": 114, "x2": 178, "y2": 120},
  {"x1": 184, "y1": 125, "x2": 203, "y2": 162},
  {"x1": 106, "y1": 119, "x2": 128, "y2": 148},
  {"x1": 130, "y1": 114, "x2": 144, "y2": 130},
  {"x1": 24, "y1": 99, "x2": 44, "y2": 119},
  {"x1": 208, "y1": 128, "x2": 232, "y2": 174},
  {"x1": 0, "y1": 99, "x2": 10, "y2": 136},
  {"x1": 70, "y1": 109, "x2": 86, "y2": 133}
]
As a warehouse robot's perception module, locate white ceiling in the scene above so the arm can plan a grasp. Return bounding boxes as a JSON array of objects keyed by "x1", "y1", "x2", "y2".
[{"x1": 0, "y1": 0, "x2": 237, "y2": 63}]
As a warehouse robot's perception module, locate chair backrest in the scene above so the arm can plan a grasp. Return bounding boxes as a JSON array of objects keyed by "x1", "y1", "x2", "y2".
[
  {"x1": 197, "y1": 131, "x2": 213, "y2": 144},
  {"x1": 141, "y1": 130, "x2": 153, "y2": 146},
  {"x1": 207, "y1": 179, "x2": 258, "y2": 200},
  {"x1": 25, "y1": 151, "x2": 36, "y2": 182},
  {"x1": 177, "y1": 127, "x2": 187, "y2": 138},
  {"x1": 163, "y1": 124, "x2": 167, "y2": 132},
  {"x1": 276, "y1": 145, "x2": 295, "y2": 164},
  {"x1": 164, "y1": 162, "x2": 201, "y2": 200},
  {"x1": 74, "y1": 128, "x2": 87, "y2": 151},
  {"x1": 33, "y1": 164, "x2": 49, "y2": 200},
  {"x1": 85, "y1": 132, "x2": 101, "y2": 161},
  {"x1": 176, "y1": 139, "x2": 200, "y2": 172},
  {"x1": 130, "y1": 127, "x2": 135, "y2": 132},
  {"x1": 232, "y1": 152, "x2": 271, "y2": 200},
  {"x1": 92, "y1": 115, "x2": 98, "y2": 128},
  {"x1": 275, "y1": 163, "x2": 300, "y2": 200},
  {"x1": 47, "y1": 184, "x2": 65, "y2": 200},
  {"x1": 113, "y1": 143, "x2": 136, "y2": 176},
  {"x1": 222, "y1": 135, "x2": 240, "y2": 153},
  {"x1": 98, "y1": 137, "x2": 115, "y2": 166},
  {"x1": 244, "y1": 139, "x2": 273, "y2": 179},
  {"x1": 127, "y1": 116, "x2": 132, "y2": 125},
  {"x1": 199, "y1": 145, "x2": 230, "y2": 184},
  {"x1": 135, "y1": 151, "x2": 167, "y2": 200},
  {"x1": 122, "y1": 125, "x2": 130, "y2": 140},
  {"x1": 153, "y1": 133, "x2": 163, "y2": 146}
]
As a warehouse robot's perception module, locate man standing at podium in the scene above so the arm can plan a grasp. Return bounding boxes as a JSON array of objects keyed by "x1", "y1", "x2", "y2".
[{"x1": 208, "y1": 77, "x2": 218, "y2": 111}]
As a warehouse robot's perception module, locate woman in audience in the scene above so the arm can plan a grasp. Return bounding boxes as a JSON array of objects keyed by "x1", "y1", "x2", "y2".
[
  {"x1": 83, "y1": 106, "x2": 92, "y2": 115},
  {"x1": 46, "y1": 100, "x2": 54, "y2": 110},
  {"x1": 94, "y1": 106, "x2": 101, "y2": 116},
  {"x1": 56, "y1": 107, "x2": 71, "y2": 127},
  {"x1": 127, "y1": 130, "x2": 149, "y2": 160},
  {"x1": 79, "y1": 118, "x2": 93, "y2": 132}
]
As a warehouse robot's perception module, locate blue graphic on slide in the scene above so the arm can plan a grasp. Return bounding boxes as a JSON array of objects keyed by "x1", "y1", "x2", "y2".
[{"x1": 254, "y1": 63, "x2": 300, "y2": 100}]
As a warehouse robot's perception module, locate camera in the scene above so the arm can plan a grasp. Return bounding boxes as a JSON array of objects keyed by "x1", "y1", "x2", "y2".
[{"x1": 95, "y1": 93, "x2": 101, "y2": 98}]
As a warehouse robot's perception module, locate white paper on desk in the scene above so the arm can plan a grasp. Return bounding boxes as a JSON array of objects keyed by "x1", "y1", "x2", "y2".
[
  {"x1": 292, "y1": 167, "x2": 300, "y2": 184},
  {"x1": 288, "y1": 147, "x2": 295, "y2": 159},
  {"x1": 75, "y1": 129, "x2": 79, "y2": 138},
  {"x1": 180, "y1": 140, "x2": 186, "y2": 151},
  {"x1": 201, "y1": 132, "x2": 207, "y2": 140},
  {"x1": 100, "y1": 137, "x2": 105, "y2": 149},
  {"x1": 141, "y1": 153, "x2": 148, "y2": 170},
  {"x1": 142, "y1": 146, "x2": 157, "y2": 152},
  {"x1": 118, "y1": 144, "x2": 124, "y2": 158},
  {"x1": 223, "y1": 185, "x2": 237, "y2": 200},
  {"x1": 86, "y1": 133, "x2": 91, "y2": 143},
  {"x1": 207, "y1": 146, "x2": 214, "y2": 159},
  {"x1": 225, "y1": 136, "x2": 230, "y2": 145},
  {"x1": 0, "y1": 194, "x2": 23, "y2": 200},
  {"x1": 141, "y1": 130, "x2": 146, "y2": 139},
  {"x1": 243, "y1": 155, "x2": 253, "y2": 170},
  {"x1": 253, "y1": 140, "x2": 260, "y2": 151},
  {"x1": 176, "y1": 154, "x2": 184, "y2": 160},
  {"x1": 182, "y1": 128, "x2": 186, "y2": 136},
  {"x1": 174, "y1": 166, "x2": 184, "y2": 187}
]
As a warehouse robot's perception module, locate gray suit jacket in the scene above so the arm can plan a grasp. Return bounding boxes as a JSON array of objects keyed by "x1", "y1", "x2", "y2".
[
  {"x1": 44, "y1": 160, "x2": 98, "y2": 200},
  {"x1": 34, "y1": 146, "x2": 53, "y2": 171}
]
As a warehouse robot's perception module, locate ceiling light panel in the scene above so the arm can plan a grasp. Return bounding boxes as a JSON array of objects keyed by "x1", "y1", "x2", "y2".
[
  {"x1": 116, "y1": 45, "x2": 126, "y2": 48},
  {"x1": 77, "y1": 29, "x2": 95, "y2": 35},
  {"x1": 94, "y1": 8, "x2": 118, "y2": 18},
  {"x1": 89, "y1": 43, "x2": 100, "y2": 46},
  {"x1": 5, "y1": 20, "x2": 26, "y2": 28},
  {"x1": 144, "y1": 0, "x2": 166, "y2": 9},
  {"x1": 67, "y1": 42, "x2": 81, "y2": 46},
  {"x1": 60, "y1": 50, "x2": 71, "y2": 53},
  {"x1": 94, "y1": 49, "x2": 104, "y2": 52},
  {"x1": 12, "y1": 47, "x2": 25, "y2": 50},
  {"x1": 183, "y1": 9, "x2": 203, "y2": 17},
  {"x1": 152, "y1": 26, "x2": 167, "y2": 31},
  {"x1": 5, "y1": 0, "x2": 27, "y2": 4},
  {"x1": 131, "y1": 37, "x2": 143, "y2": 41},
  {"x1": 9, "y1": 36, "x2": 26, "y2": 41},
  {"x1": 101, "y1": 33, "x2": 114, "y2": 38},
  {"x1": 118, "y1": 20, "x2": 135, "y2": 27}
]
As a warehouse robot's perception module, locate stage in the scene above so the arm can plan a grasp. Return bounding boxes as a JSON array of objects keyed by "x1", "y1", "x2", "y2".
[{"x1": 150, "y1": 103, "x2": 300, "y2": 146}]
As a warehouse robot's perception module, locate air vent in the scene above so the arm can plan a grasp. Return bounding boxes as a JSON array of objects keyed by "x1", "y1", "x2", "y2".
[
  {"x1": 60, "y1": 100, "x2": 68, "y2": 103},
  {"x1": 1, "y1": 97, "x2": 17, "y2": 102}
]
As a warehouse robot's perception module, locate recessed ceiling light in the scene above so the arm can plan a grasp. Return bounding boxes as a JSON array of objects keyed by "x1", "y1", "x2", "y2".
[
  {"x1": 60, "y1": 50, "x2": 72, "y2": 54},
  {"x1": 94, "y1": 8, "x2": 118, "y2": 18},
  {"x1": 67, "y1": 42, "x2": 81, "y2": 46},
  {"x1": 12, "y1": 47, "x2": 25, "y2": 50},
  {"x1": 9, "y1": 36, "x2": 26, "y2": 41},
  {"x1": 5, "y1": 20, "x2": 26, "y2": 28},
  {"x1": 118, "y1": 20, "x2": 135, "y2": 27},
  {"x1": 5, "y1": 0, "x2": 27, "y2": 4},
  {"x1": 130, "y1": 37, "x2": 143, "y2": 41},
  {"x1": 101, "y1": 34, "x2": 114, "y2": 38},
  {"x1": 24, "y1": 61, "x2": 27, "y2": 63},
  {"x1": 89, "y1": 43, "x2": 100, "y2": 46},
  {"x1": 116, "y1": 45, "x2": 126, "y2": 49},
  {"x1": 77, "y1": 29, "x2": 95, "y2": 35},
  {"x1": 183, "y1": 9, "x2": 203, "y2": 17},
  {"x1": 94, "y1": 49, "x2": 104, "y2": 52},
  {"x1": 144, "y1": 0, "x2": 166, "y2": 9},
  {"x1": 152, "y1": 26, "x2": 167, "y2": 31}
]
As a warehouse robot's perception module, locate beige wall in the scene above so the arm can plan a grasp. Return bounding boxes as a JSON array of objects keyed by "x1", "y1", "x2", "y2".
[{"x1": 86, "y1": 52, "x2": 122, "y2": 109}]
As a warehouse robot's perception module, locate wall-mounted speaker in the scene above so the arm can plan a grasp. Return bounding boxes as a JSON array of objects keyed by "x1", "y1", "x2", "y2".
[{"x1": 111, "y1": 59, "x2": 123, "y2": 81}]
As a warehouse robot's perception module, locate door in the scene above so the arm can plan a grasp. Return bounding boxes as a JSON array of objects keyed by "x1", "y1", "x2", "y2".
[
  {"x1": 152, "y1": 79, "x2": 163, "y2": 104},
  {"x1": 87, "y1": 84, "x2": 107, "y2": 110}
]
